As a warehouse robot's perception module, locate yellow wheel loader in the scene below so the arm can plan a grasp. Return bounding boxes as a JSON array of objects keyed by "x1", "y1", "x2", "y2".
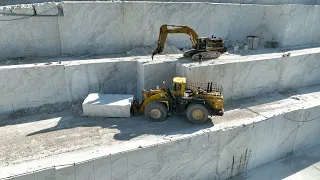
[
  {"x1": 131, "y1": 77, "x2": 224, "y2": 124},
  {"x1": 151, "y1": 24, "x2": 227, "y2": 61}
]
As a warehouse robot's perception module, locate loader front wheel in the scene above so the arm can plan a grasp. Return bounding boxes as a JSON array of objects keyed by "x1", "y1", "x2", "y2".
[
  {"x1": 144, "y1": 101, "x2": 167, "y2": 122},
  {"x1": 186, "y1": 104, "x2": 209, "y2": 124}
]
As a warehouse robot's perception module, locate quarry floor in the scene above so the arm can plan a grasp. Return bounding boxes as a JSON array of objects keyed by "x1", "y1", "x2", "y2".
[
  {"x1": 1, "y1": 84, "x2": 320, "y2": 178},
  {"x1": 1, "y1": 44, "x2": 319, "y2": 67}
]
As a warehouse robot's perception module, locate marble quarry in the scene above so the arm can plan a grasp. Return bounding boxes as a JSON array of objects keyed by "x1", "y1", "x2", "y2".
[{"x1": 0, "y1": 1, "x2": 320, "y2": 180}]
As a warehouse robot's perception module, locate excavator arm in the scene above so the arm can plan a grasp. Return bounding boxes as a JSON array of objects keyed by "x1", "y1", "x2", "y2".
[{"x1": 151, "y1": 24, "x2": 199, "y2": 60}]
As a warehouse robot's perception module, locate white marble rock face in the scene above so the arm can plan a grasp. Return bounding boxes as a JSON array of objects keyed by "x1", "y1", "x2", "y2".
[
  {"x1": 0, "y1": 9, "x2": 60, "y2": 59},
  {"x1": 82, "y1": 93, "x2": 134, "y2": 118},
  {"x1": 64, "y1": 2, "x2": 320, "y2": 56},
  {"x1": 232, "y1": 57, "x2": 282, "y2": 99},
  {"x1": 12, "y1": 173, "x2": 35, "y2": 180},
  {"x1": 34, "y1": 169, "x2": 55, "y2": 180},
  {"x1": 74, "y1": 161, "x2": 95, "y2": 180},
  {"x1": 294, "y1": 107, "x2": 320, "y2": 153},
  {"x1": 0, "y1": 2, "x2": 320, "y2": 59},
  {"x1": 59, "y1": 2, "x2": 126, "y2": 56},
  {"x1": 55, "y1": 165, "x2": 76, "y2": 180},
  {"x1": 143, "y1": 62, "x2": 176, "y2": 91},
  {"x1": 94, "y1": 155, "x2": 112, "y2": 180},
  {"x1": 64, "y1": 61, "x2": 137, "y2": 102}
]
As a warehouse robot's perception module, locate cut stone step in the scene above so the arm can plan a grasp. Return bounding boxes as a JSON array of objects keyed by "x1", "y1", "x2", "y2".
[{"x1": 82, "y1": 93, "x2": 134, "y2": 118}]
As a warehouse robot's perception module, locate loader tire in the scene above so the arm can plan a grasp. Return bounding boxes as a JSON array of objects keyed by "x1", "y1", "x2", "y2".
[
  {"x1": 186, "y1": 104, "x2": 209, "y2": 124},
  {"x1": 144, "y1": 101, "x2": 167, "y2": 122}
]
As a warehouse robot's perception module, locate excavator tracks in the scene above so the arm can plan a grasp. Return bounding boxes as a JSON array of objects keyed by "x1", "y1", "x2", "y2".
[
  {"x1": 183, "y1": 49, "x2": 221, "y2": 61},
  {"x1": 191, "y1": 51, "x2": 221, "y2": 61},
  {"x1": 183, "y1": 49, "x2": 198, "y2": 57}
]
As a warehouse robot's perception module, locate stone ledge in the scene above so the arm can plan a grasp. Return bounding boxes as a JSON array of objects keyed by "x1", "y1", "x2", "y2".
[{"x1": 82, "y1": 93, "x2": 134, "y2": 118}]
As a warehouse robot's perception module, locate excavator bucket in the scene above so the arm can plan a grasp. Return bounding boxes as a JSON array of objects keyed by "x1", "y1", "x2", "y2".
[
  {"x1": 151, "y1": 47, "x2": 161, "y2": 60},
  {"x1": 151, "y1": 50, "x2": 156, "y2": 60}
]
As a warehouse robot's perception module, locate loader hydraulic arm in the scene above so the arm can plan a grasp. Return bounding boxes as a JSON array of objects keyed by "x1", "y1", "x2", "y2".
[{"x1": 151, "y1": 24, "x2": 199, "y2": 60}]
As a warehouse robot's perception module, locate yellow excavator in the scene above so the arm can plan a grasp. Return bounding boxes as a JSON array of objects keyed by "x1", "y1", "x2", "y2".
[
  {"x1": 151, "y1": 24, "x2": 227, "y2": 61},
  {"x1": 131, "y1": 76, "x2": 224, "y2": 124}
]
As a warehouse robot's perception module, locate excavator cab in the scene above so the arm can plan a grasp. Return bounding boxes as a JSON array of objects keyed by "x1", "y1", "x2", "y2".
[
  {"x1": 197, "y1": 37, "x2": 225, "y2": 51},
  {"x1": 197, "y1": 37, "x2": 208, "y2": 50}
]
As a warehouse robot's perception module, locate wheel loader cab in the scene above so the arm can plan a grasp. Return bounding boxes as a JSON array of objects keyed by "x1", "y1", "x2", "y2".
[{"x1": 171, "y1": 77, "x2": 186, "y2": 97}]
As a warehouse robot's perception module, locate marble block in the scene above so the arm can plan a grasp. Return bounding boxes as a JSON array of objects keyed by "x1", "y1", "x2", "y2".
[
  {"x1": 55, "y1": 165, "x2": 76, "y2": 180},
  {"x1": 294, "y1": 107, "x2": 320, "y2": 153},
  {"x1": 111, "y1": 153, "x2": 128, "y2": 180},
  {"x1": 34, "y1": 3, "x2": 60, "y2": 16},
  {"x1": 94, "y1": 155, "x2": 112, "y2": 180},
  {"x1": 13, "y1": 173, "x2": 34, "y2": 180},
  {"x1": 82, "y1": 93, "x2": 134, "y2": 117},
  {"x1": 34, "y1": 169, "x2": 55, "y2": 180},
  {"x1": 75, "y1": 161, "x2": 95, "y2": 180}
]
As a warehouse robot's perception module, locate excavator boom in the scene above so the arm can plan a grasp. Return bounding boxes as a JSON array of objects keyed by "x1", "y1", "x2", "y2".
[{"x1": 151, "y1": 24, "x2": 199, "y2": 60}]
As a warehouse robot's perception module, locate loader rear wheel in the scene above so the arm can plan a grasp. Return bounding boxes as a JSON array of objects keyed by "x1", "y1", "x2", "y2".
[
  {"x1": 144, "y1": 101, "x2": 167, "y2": 122},
  {"x1": 186, "y1": 104, "x2": 209, "y2": 124}
]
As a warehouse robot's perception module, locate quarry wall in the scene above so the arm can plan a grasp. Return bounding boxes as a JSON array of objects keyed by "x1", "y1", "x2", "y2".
[
  {"x1": 4, "y1": 86, "x2": 320, "y2": 180},
  {"x1": 0, "y1": 1, "x2": 320, "y2": 180},
  {"x1": 0, "y1": 59, "x2": 138, "y2": 114},
  {"x1": 1, "y1": 47, "x2": 320, "y2": 115},
  {"x1": 0, "y1": 2, "x2": 320, "y2": 59},
  {"x1": 1, "y1": 0, "x2": 320, "y2": 6},
  {"x1": 177, "y1": 50, "x2": 320, "y2": 100}
]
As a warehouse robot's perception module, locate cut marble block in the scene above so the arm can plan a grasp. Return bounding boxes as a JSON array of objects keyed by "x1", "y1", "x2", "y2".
[
  {"x1": 55, "y1": 165, "x2": 76, "y2": 180},
  {"x1": 94, "y1": 155, "x2": 111, "y2": 180},
  {"x1": 13, "y1": 173, "x2": 34, "y2": 180},
  {"x1": 75, "y1": 161, "x2": 94, "y2": 180},
  {"x1": 82, "y1": 93, "x2": 134, "y2": 118},
  {"x1": 34, "y1": 169, "x2": 55, "y2": 180}
]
